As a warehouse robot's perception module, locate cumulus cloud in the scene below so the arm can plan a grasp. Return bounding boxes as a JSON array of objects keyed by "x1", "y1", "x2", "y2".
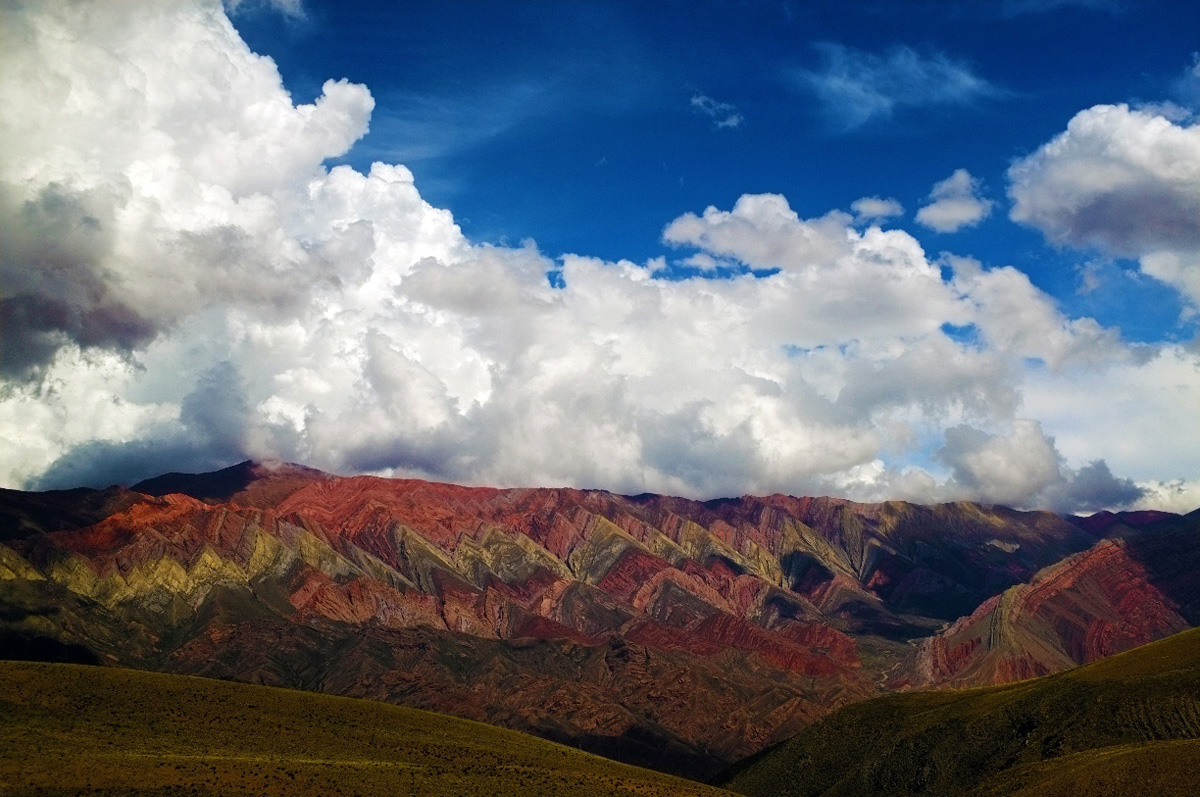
[
  {"x1": 690, "y1": 92, "x2": 743, "y2": 129},
  {"x1": 0, "y1": 0, "x2": 1183, "y2": 513},
  {"x1": 792, "y1": 44, "x2": 1000, "y2": 129},
  {"x1": 0, "y1": 0, "x2": 374, "y2": 378},
  {"x1": 916, "y1": 169, "x2": 994, "y2": 233},
  {"x1": 1133, "y1": 479, "x2": 1200, "y2": 515},
  {"x1": 850, "y1": 196, "x2": 904, "y2": 224},
  {"x1": 1008, "y1": 103, "x2": 1200, "y2": 304},
  {"x1": 947, "y1": 255, "x2": 1129, "y2": 368},
  {"x1": 937, "y1": 421, "x2": 1142, "y2": 512},
  {"x1": 1021, "y1": 346, "x2": 1200, "y2": 500}
]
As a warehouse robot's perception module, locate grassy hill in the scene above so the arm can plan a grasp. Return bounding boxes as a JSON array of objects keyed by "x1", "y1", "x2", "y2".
[
  {"x1": 718, "y1": 626, "x2": 1200, "y2": 797},
  {"x1": 0, "y1": 661, "x2": 733, "y2": 797}
]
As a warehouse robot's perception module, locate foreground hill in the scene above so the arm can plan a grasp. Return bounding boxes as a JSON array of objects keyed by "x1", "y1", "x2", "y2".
[
  {"x1": 719, "y1": 626, "x2": 1200, "y2": 796},
  {"x1": 0, "y1": 660, "x2": 731, "y2": 797},
  {"x1": 1, "y1": 460, "x2": 1197, "y2": 778}
]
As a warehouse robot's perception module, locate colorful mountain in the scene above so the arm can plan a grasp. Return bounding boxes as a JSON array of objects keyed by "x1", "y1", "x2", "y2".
[
  {"x1": 1, "y1": 461, "x2": 1196, "y2": 779},
  {"x1": 896, "y1": 509, "x2": 1200, "y2": 689}
]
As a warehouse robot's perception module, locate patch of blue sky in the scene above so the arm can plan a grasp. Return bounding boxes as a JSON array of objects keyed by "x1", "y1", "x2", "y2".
[{"x1": 939, "y1": 323, "x2": 982, "y2": 348}]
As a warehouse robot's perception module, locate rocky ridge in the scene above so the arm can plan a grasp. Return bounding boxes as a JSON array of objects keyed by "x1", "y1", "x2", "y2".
[{"x1": 1, "y1": 460, "x2": 1197, "y2": 778}]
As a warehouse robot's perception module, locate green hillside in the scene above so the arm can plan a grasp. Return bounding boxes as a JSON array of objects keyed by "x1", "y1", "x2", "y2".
[
  {"x1": 718, "y1": 627, "x2": 1200, "y2": 797},
  {"x1": 0, "y1": 661, "x2": 732, "y2": 797}
]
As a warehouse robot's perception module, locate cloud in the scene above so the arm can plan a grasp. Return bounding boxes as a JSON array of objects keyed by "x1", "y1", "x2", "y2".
[
  {"x1": 792, "y1": 43, "x2": 1000, "y2": 129},
  {"x1": 916, "y1": 169, "x2": 994, "y2": 233},
  {"x1": 850, "y1": 196, "x2": 904, "y2": 224},
  {"x1": 1133, "y1": 479, "x2": 1200, "y2": 515},
  {"x1": 0, "y1": 0, "x2": 1182, "y2": 514},
  {"x1": 937, "y1": 421, "x2": 1142, "y2": 512},
  {"x1": 32, "y1": 360, "x2": 253, "y2": 490},
  {"x1": 0, "y1": 0, "x2": 374, "y2": 379},
  {"x1": 1176, "y1": 53, "x2": 1200, "y2": 110},
  {"x1": 690, "y1": 92, "x2": 743, "y2": 129},
  {"x1": 947, "y1": 255, "x2": 1130, "y2": 368},
  {"x1": 367, "y1": 80, "x2": 557, "y2": 167},
  {"x1": 1020, "y1": 346, "x2": 1200, "y2": 498},
  {"x1": 939, "y1": 421, "x2": 1064, "y2": 506},
  {"x1": 1008, "y1": 103, "x2": 1200, "y2": 305}
]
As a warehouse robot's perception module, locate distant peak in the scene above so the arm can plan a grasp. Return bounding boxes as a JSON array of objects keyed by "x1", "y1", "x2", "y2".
[{"x1": 130, "y1": 459, "x2": 331, "y2": 507}]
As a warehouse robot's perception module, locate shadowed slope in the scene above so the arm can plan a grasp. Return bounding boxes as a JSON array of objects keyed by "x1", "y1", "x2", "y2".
[
  {"x1": 718, "y1": 627, "x2": 1200, "y2": 797},
  {"x1": 0, "y1": 660, "x2": 733, "y2": 797},
  {"x1": 131, "y1": 459, "x2": 331, "y2": 508},
  {"x1": 0, "y1": 485, "x2": 141, "y2": 542}
]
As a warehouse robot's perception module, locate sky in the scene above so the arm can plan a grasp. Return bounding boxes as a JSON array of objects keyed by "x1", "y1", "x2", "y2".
[{"x1": 1, "y1": 0, "x2": 1198, "y2": 513}]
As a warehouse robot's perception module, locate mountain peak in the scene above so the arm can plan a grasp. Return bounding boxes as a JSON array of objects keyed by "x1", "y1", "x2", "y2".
[{"x1": 130, "y1": 459, "x2": 332, "y2": 507}]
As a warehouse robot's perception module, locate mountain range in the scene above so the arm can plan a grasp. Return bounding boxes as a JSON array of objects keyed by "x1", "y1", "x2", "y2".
[{"x1": 1, "y1": 460, "x2": 1197, "y2": 779}]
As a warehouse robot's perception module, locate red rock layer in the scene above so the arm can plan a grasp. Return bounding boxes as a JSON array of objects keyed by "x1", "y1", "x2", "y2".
[
  {"x1": 899, "y1": 537, "x2": 1193, "y2": 689},
  {"x1": 3, "y1": 463, "x2": 1194, "y2": 777}
]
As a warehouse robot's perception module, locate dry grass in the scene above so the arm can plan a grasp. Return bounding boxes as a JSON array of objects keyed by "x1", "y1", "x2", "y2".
[{"x1": 0, "y1": 661, "x2": 731, "y2": 797}]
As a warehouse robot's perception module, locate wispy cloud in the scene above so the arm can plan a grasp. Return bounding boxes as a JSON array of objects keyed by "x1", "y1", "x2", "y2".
[
  {"x1": 792, "y1": 43, "x2": 1000, "y2": 130},
  {"x1": 223, "y1": 0, "x2": 305, "y2": 18},
  {"x1": 691, "y1": 92, "x2": 744, "y2": 129},
  {"x1": 999, "y1": 0, "x2": 1124, "y2": 16},
  {"x1": 1175, "y1": 53, "x2": 1200, "y2": 111},
  {"x1": 363, "y1": 80, "x2": 555, "y2": 166}
]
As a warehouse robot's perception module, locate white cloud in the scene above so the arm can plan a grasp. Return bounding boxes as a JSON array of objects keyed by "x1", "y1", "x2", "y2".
[
  {"x1": 1008, "y1": 103, "x2": 1200, "y2": 305},
  {"x1": 937, "y1": 420, "x2": 1142, "y2": 512},
  {"x1": 939, "y1": 420, "x2": 1065, "y2": 506},
  {"x1": 916, "y1": 169, "x2": 994, "y2": 233},
  {"x1": 690, "y1": 92, "x2": 743, "y2": 129},
  {"x1": 850, "y1": 196, "x2": 904, "y2": 224},
  {"x1": 0, "y1": 0, "x2": 1188, "y2": 514},
  {"x1": 1021, "y1": 346, "x2": 1200, "y2": 490},
  {"x1": 0, "y1": 0, "x2": 376, "y2": 378},
  {"x1": 792, "y1": 44, "x2": 1000, "y2": 129},
  {"x1": 1133, "y1": 479, "x2": 1200, "y2": 515},
  {"x1": 947, "y1": 255, "x2": 1130, "y2": 368}
]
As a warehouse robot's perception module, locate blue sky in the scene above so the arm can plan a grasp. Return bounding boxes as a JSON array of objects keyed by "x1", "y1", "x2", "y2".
[
  {"x1": 2, "y1": 0, "x2": 1198, "y2": 512},
  {"x1": 233, "y1": 0, "x2": 1198, "y2": 339}
]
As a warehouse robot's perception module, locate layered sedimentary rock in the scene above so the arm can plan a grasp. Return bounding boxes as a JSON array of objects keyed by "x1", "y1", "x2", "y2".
[
  {"x1": 897, "y1": 510, "x2": 1200, "y2": 689},
  {"x1": 1, "y1": 461, "x2": 1196, "y2": 777}
]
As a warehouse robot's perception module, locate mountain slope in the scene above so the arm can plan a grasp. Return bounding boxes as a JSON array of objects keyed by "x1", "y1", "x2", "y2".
[
  {"x1": 130, "y1": 459, "x2": 331, "y2": 508},
  {"x1": 718, "y1": 626, "x2": 1200, "y2": 797},
  {"x1": 896, "y1": 511, "x2": 1200, "y2": 689},
  {"x1": 0, "y1": 462, "x2": 1194, "y2": 779},
  {"x1": 0, "y1": 660, "x2": 731, "y2": 797}
]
